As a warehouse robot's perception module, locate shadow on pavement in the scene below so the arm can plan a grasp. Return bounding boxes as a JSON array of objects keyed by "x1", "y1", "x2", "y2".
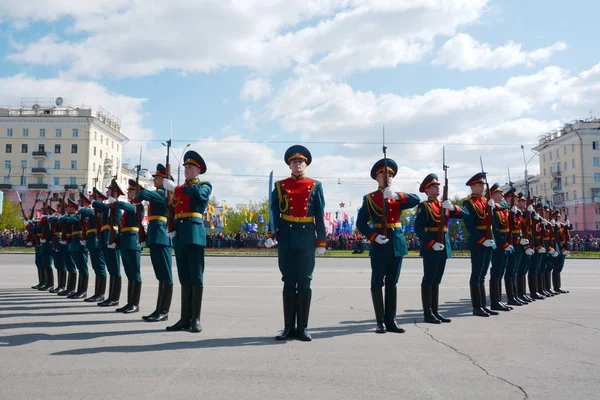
[
  {"x1": 0, "y1": 329, "x2": 161, "y2": 347},
  {"x1": 0, "y1": 318, "x2": 141, "y2": 331}
]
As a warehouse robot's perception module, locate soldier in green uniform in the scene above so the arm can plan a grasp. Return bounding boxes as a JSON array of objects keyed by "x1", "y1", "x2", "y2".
[
  {"x1": 267, "y1": 145, "x2": 326, "y2": 342},
  {"x1": 488, "y1": 183, "x2": 513, "y2": 312},
  {"x1": 528, "y1": 203, "x2": 547, "y2": 300},
  {"x1": 516, "y1": 193, "x2": 536, "y2": 303},
  {"x1": 503, "y1": 190, "x2": 528, "y2": 306},
  {"x1": 78, "y1": 192, "x2": 108, "y2": 302},
  {"x1": 48, "y1": 206, "x2": 67, "y2": 293},
  {"x1": 357, "y1": 158, "x2": 420, "y2": 334},
  {"x1": 553, "y1": 214, "x2": 571, "y2": 293},
  {"x1": 462, "y1": 173, "x2": 498, "y2": 317},
  {"x1": 415, "y1": 173, "x2": 468, "y2": 324},
  {"x1": 38, "y1": 205, "x2": 55, "y2": 291},
  {"x1": 60, "y1": 198, "x2": 90, "y2": 299},
  {"x1": 94, "y1": 181, "x2": 123, "y2": 307},
  {"x1": 57, "y1": 200, "x2": 79, "y2": 297},
  {"x1": 135, "y1": 164, "x2": 173, "y2": 323},
  {"x1": 111, "y1": 179, "x2": 144, "y2": 314},
  {"x1": 26, "y1": 219, "x2": 44, "y2": 289},
  {"x1": 162, "y1": 150, "x2": 212, "y2": 333}
]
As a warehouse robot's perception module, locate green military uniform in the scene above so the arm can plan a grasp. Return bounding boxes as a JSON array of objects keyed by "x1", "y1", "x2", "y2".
[
  {"x1": 357, "y1": 158, "x2": 420, "y2": 334},
  {"x1": 165, "y1": 150, "x2": 212, "y2": 334},
  {"x1": 528, "y1": 204, "x2": 547, "y2": 300},
  {"x1": 503, "y1": 191, "x2": 528, "y2": 306},
  {"x1": 553, "y1": 216, "x2": 570, "y2": 293},
  {"x1": 112, "y1": 179, "x2": 144, "y2": 314},
  {"x1": 48, "y1": 213, "x2": 67, "y2": 293},
  {"x1": 415, "y1": 173, "x2": 468, "y2": 324},
  {"x1": 270, "y1": 145, "x2": 326, "y2": 342},
  {"x1": 60, "y1": 198, "x2": 90, "y2": 299},
  {"x1": 78, "y1": 197, "x2": 108, "y2": 302},
  {"x1": 135, "y1": 163, "x2": 173, "y2": 323},
  {"x1": 462, "y1": 172, "x2": 498, "y2": 317},
  {"x1": 37, "y1": 210, "x2": 55, "y2": 291},
  {"x1": 27, "y1": 221, "x2": 44, "y2": 289}
]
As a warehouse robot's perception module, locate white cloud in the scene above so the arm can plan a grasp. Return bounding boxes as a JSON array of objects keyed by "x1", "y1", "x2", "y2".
[
  {"x1": 433, "y1": 34, "x2": 567, "y2": 70},
  {"x1": 240, "y1": 79, "x2": 272, "y2": 101}
]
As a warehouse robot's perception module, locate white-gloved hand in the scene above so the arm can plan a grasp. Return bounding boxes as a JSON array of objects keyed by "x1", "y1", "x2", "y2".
[
  {"x1": 265, "y1": 238, "x2": 275, "y2": 248},
  {"x1": 60, "y1": 240, "x2": 67, "y2": 245},
  {"x1": 40, "y1": 239, "x2": 47, "y2": 244},
  {"x1": 167, "y1": 231, "x2": 177, "y2": 239},
  {"x1": 54, "y1": 248, "x2": 59, "y2": 253},
  {"x1": 374, "y1": 234, "x2": 389, "y2": 245},
  {"x1": 542, "y1": 218, "x2": 548, "y2": 226},
  {"x1": 552, "y1": 251, "x2": 559, "y2": 257},
  {"x1": 80, "y1": 240, "x2": 87, "y2": 246},
  {"x1": 527, "y1": 205, "x2": 534, "y2": 212},
  {"x1": 432, "y1": 242, "x2": 445, "y2": 251},
  {"x1": 483, "y1": 239, "x2": 495, "y2": 247},
  {"x1": 26, "y1": 241, "x2": 32, "y2": 246},
  {"x1": 107, "y1": 243, "x2": 117, "y2": 249},
  {"x1": 315, "y1": 247, "x2": 326, "y2": 256},
  {"x1": 520, "y1": 238, "x2": 529, "y2": 245},
  {"x1": 550, "y1": 219, "x2": 556, "y2": 227},
  {"x1": 511, "y1": 205, "x2": 518, "y2": 213},
  {"x1": 139, "y1": 241, "x2": 146, "y2": 248},
  {"x1": 163, "y1": 179, "x2": 176, "y2": 191},
  {"x1": 562, "y1": 250, "x2": 570, "y2": 256},
  {"x1": 525, "y1": 248, "x2": 535, "y2": 256},
  {"x1": 24, "y1": 219, "x2": 30, "y2": 225},
  {"x1": 565, "y1": 219, "x2": 570, "y2": 226},
  {"x1": 488, "y1": 199, "x2": 495, "y2": 208},
  {"x1": 442, "y1": 200, "x2": 455, "y2": 211},
  {"x1": 537, "y1": 247, "x2": 546, "y2": 254},
  {"x1": 505, "y1": 245, "x2": 514, "y2": 253},
  {"x1": 382, "y1": 187, "x2": 399, "y2": 200},
  {"x1": 533, "y1": 213, "x2": 540, "y2": 220},
  {"x1": 108, "y1": 196, "x2": 117, "y2": 204}
]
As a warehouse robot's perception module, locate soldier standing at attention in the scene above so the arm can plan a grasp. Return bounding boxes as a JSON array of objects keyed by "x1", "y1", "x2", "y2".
[
  {"x1": 415, "y1": 173, "x2": 468, "y2": 324},
  {"x1": 162, "y1": 151, "x2": 212, "y2": 333},
  {"x1": 488, "y1": 183, "x2": 513, "y2": 312},
  {"x1": 48, "y1": 205, "x2": 67, "y2": 294},
  {"x1": 356, "y1": 158, "x2": 420, "y2": 334},
  {"x1": 267, "y1": 145, "x2": 326, "y2": 342},
  {"x1": 78, "y1": 192, "x2": 108, "y2": 302},
  {"x1": 135, "y1": 164, "x2": 173, "y2": 323},
  {"x1": 462, "y1": 173, "x2": 498, "y2": 317},
  {"x1": 38, "y1": 204, "x2": 55, "y2": 291}
]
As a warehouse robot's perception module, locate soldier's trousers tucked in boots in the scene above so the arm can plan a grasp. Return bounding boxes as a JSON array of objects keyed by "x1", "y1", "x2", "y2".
[
  {"x1": 144, "y1": 282, "x2": 173, "y2": 322},
  {"x1": 421, "y1": 285, "x2": 440, "y2": 324},
  {"x1": 471, "y1": 284, "x2": 489, "y2": 317},
  {"x1": 98, "y1": 276, "x2": 122, "y2": 307},
  {"x1": 166, "y1": 285, "x2": 192, "y2": 331},
  {"x1": 431, "y1": 284, "x2": 451, "y2": 322},
  {"x1": 490, "y1": 280, "x2": 511, "y2": 311},
  {"x1": 384, "y1": 287, "x2": 405, "y2": 333},
  {"x1": 51, "y1": 270, "x2": 67, "y2": 293},
  {"x1": 505, "y1": 277, "x2": 523, "y2": 306},
  {"x1": 296, "y1": 290, "x2": 313, "y2": 341},
  {"x1": 122, "y1": 281, "x2": 141, "y2": 314},
  {"x1": 69, "y1": 274, "x2": 89, "y2": 299},
  {"x1": 276, "y1": 291, "x2": 297, "y2": 339},
  {"x1": 370, "y1": 288, "x2": 387, "y2": 332},
  {"x1": 58, "y1": 272, "x2": 77, "y2": 296},
  {"x1": 190, "y1": 286, "x2": 203, "y2": 333},
  {"x1": 85, "y1": 276, "x2": 106, "y2": 302}
]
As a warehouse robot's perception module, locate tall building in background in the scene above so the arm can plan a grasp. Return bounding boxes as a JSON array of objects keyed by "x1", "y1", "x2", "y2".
[
  {"x1": 533, "y1": 119, "x2": 600, "y2": 235},
  {"x1": 0, "y1": 97, "x2": 128, "y2": 216}
]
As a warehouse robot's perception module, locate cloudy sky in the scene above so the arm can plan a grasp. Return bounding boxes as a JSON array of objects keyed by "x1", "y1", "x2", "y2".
[{"x1": 1, "y1": 0, "x2": 598, "y2": 213}]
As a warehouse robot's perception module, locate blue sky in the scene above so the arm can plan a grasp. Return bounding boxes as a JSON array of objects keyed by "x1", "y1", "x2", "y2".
[{"x1": 1, "y1": 0, "x2": 598, "y2": 211}]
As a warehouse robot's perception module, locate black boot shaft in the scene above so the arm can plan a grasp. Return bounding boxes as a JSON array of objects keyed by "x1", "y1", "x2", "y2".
[
  {"x1": 421, "y1": 285, "x2": 441, "y2": 324},
  {"x1": 431, "y1": 284, "x2": 451, "y2": 322},
  {"x1": 296, "y1": 290, "x2": 313, "y2": 341},
  {"x1": 370, "y1": 288, "x2": 387, "y2": 332}
]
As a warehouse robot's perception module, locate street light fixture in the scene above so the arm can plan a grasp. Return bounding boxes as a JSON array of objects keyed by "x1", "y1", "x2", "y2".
[{"x1": 160, "y1": 142, "x2": 191, "y2": 185}]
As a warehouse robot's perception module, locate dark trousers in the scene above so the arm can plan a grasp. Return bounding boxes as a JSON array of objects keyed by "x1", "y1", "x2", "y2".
[
  {"x1": 505, "y1": 248, "x2": 522, "y2": 278},
  {"x1": 530, "y1": 253, "x2": 543, "y2": 275},
  {"x1": 89, "y1": 249, "x2": 107, "y2": 277},
  {"x1": 64, "y1": 252, "x2": 78, "y2": 274},
  {"x1": 278, "y1": 247, "x2": 314, "y2": 293},
  {"x1": 52, "y1": 248, "x2": 66, "y2": 272},
  {"x1": 73, "y1": 250, "x2": 89, "y2": 275},
  {"x1": 421, "y1": 253, "x2": 446, "y2": 285},
  {"x1": 469, "y1": 246, "x2": 493, "y2": 285},
  {"x1": 150, "y1": 245, "x2": 173, "y2": 284},
  {"x1": 490, "y1": 248, "x2": 508, "y2": 280},
  {"x1": 105, "y1": 248, "x2": 121, "y2": 277},
  {"x1": 122, "y1": 250, "x2": 142, "y2": 282},
  {"x1": 369, "y1": 244, "x2": 403, "y2": 289},
  {"x1": 175, "y1": 245, "x2": 205, "y2": 286},
  {"x1": 517, "y1": 253, "x2": 531, "y2": 276}
]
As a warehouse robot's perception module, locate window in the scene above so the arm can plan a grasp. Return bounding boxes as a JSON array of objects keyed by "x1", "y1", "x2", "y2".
[
  {"x1": 40, "y1": 128, "x2": 45, "y2": 137},
  {"x1": 4, "y1": 160, "x2": 11, "y2": 169},
  {"x1": 37, "y1": 177, "x2": 43, "y2": 184},
  {"x1": 595, "y1": 157, "x2": 600, "y2": 167},
  {"x1": 574, "y1": 206, "x2": 578, "y2": 216},
  {"x1": 564, "y1": 146, "x2": 567, "y2": 155},
  {"x1": 20, "y1": 176, "x2": 26, "y2": 185},
  {"x1": 565, "y1": 177, "x2": 568, "y2": 185},
  {"x1": 544, "y1": 182, "x2": 547, "y2": 189},
  {"x1": 37, "y1": 160, "x2": 43, "y2": 168},
  {"x1": 574, "y1": 191, "x2": 577, "y2": 199},
  {"x1": 565, "y1": 192, "x2": 569, "y2": 200},
  {"x1": 72, "y1": 128, "x2": 79, "y2": 138},
  {"x1": 594, "y1": 189, "x2": 600, "y2": 203},
  {"x1": 94, "y1": 131, "x2": 97, "y2": 140},
  {"x1": 70, "y1": 177, "x2": 76, "y2": 185},
  {"x1": 21, "y1": 144, "x2": 27, "y2": 153},
  {"x1": 594, "y1": 141, "x2": 600, "y2": 150},
  {"x1": 19, "y1": 192, "x2": 25, "y2": 202},
  {"x1": 597, "y1": 205, "x2": 600, "y2": 215},
  {"x1": 38, "y1": 144, "x2": 45, "y2": 152},
  {"x1": 595, "y1": 173, "x2": 600, "y2": 183},
  {"x1": 21, "y1": 160, "x2": 26, "y2": 168},
  {"x1": 55, "y1": 128, "x2": 62, "y2": 138},
  {"x1": 71, "y1": 144, "x2": 78, "y2": 153},
  {"x1": 597, "y1": 222, "x2": 600, "y2": 230},
  {"x1": 101, "y1": 135, "x2": 103, "y2": 144},
  {"x1": 3, "y1": 176, "x2": 9, "y2": 184},
  {"x1": 93, "y1": 163, "x2": 96, "y2": 172},
  {"x1": 556, "y1": 149, "x2": 559, "y2": 158},
  {"x1": 55, "y1": 144, "x2": 61, "y2": 154},
  {"x1": 575, "y1": 222, "x2": 578, "y2": 230},
  {"x1": 543, "y1": 168, "x2": 546, "y2": 176},
  {"x1": 23, "y1": 128, "x2": 28, "y2": 137},
  {"x1": 71, "y1": 160, "x2": 77, "y2": 169},
  {"x1": 572, "y1": 159, "x2": 576, "y2": 169},
  {"x1": 54, "y1": 161, "x2": 60, "y2": 169},
  {"x1": 549, "y1": 152, "x2": 552, "y2": 160},
  {"x1": 100, "y1": 150, "x2": 103, "y2": 158},
  {"x1": 7, "y1": 128, "x2": 13, "y2": 137},
  {"x1": 573, "y1": 175, "x2": 576, "y2": 184},
  {"x1": 5, "y1": 144, "x2": 11, "y2": 153},
  {"x1": 117, "y1": 144, "x2": 119, "y2": 151},
  {"x1": 116, "y1": 158, "x2": 119, "y2": 167},
  {"x1": 93, "y1": 147, "x2": 96, "y2": 156},
  {"x1": 543, "y1": 154, "x2": 546, "y2": 163},
  {"x1": 53, "y1": 177, "x2": 59, "y2": 185},
  {"x1": 572, "y1": 143, "x2": 575, "y2": 152},
  {"x1": 111, "y1": 140, "x2": 114, "y2": 149},
  {"x1": 564, "y1": 161, "x2": 567, "y2": 171}
]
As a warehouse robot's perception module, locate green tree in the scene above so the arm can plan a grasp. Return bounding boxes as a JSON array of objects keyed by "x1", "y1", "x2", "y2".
[
  {"x1": 0, "y1": 196, "x2": 25, "y2": 230},
  {"x1": 223, "y1": 199, "x2": 271, "y2": 234}
]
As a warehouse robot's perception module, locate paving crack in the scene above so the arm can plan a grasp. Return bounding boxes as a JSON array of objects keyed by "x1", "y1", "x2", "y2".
[
  {"x1": 414, "y1": 321, "x2": 529, "y2": 400},
  {"x1": 514, "y1": 312, "x2": 600, "y2": 332}
]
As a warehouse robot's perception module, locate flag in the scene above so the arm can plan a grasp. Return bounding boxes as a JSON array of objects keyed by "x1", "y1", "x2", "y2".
[
  {"x1": 244, "y1": 206, "x2": 249, "y2": 216},
  {"x1": 210, "y1": 219, "x2": 215, "y2": 229},
  {"x1": 268, "y1": 170, "x2": 274, "y2": 232},
  {"x1": 249, "y1": 212, "x2": 254, "y2": 221},
  {"x1": 258, "y1": 214, "x2": 264, "y2": 223},
  {"x1": 224, "y1": 203, "x2": 229, "y2": 212},
  {"x1": 208, "y1": 204, "x2": 215, "y2": 215},
  {"x1": 219, "y1": 211, "x2": 224, "y2": 220},
  {"x1": 224, "y1": 216, "x2": 227, "y2": 227}
]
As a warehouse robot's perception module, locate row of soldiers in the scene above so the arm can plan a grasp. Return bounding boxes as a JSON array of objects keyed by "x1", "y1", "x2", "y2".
[{"x1": 23, "y1": 145, "x2": 571, "y2": 339}]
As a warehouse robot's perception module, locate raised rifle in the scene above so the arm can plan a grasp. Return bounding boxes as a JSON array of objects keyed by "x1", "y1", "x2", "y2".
[
  {"x1": 381, "y1": 126, "x2": 389, "y2": 239},
  {"x1": 165, "y1": 138, "x2": 175, "y2": 233},
  {"x1": 60, "y1": 190, "x2": 68, "y2": 243},
  {"x1": 108, "y1": 174, "x2": 119, "y2": 247},
  {"x1": 80, "y1": 184, "x2": 87, "y2": 241},
  {"x1": 479, "y1": 157, "x2": 494, "y2": 240},
  {"x1": 437, "y1": 146, "x2": 449, "y2": 244},
  {"x1": 507, "y1": 168, "x2": 516, "y2": 235},
  {"x1": 93, "y1": 169, "x2": 102, "y2": 236},
  {"x1": 135, "y1": 148, "x2": 147, "y2": 245},
  {"x1": 30, "y1": 191, "x2": 42, "y2": 246},
  {"x1": 15, "y1": 191, "x2": 33, "y2": 243},
  {"x1": 41, "y1": 191, "x2": 52, "y2": 242},
  {"x1": 561, "y1": 206, "x2": 571, "y2": 242}
]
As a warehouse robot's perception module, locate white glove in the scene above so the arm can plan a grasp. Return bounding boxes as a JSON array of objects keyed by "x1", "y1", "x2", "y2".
[
  {"x1": 533, "y1": 213, "x2": 540, "y2": 220},
  {"x1": 525, "y1": 248, "x2": 535, "y2": 256},
  {"x1": 265, "y1": 238, "x2": 275, "y2": 248},
  {"x1": 26, "y1": 241, "x2": 32, "y2": 246},
  {"x1": 552, "y1": 251, "x2": 559, "y2": 257},
  {"x1": 163, "y1": 179, "x2": 176, "y2": 191},
  {"x1": 24, "y1": 219, "x2": 30, "y2": 225},
  {"x1": 550, "y1": 219, "x2": 556, "y2": 227},
  {"x1": 80, "y1": 240, "x2": 87, "y2": 246},
  {"x1": 40, "y1": 239, "x2": 47, "y2": 244},
  {"x1": 315, "y1": 247, "x2": 326, "y2": 256},
  {"x1": 537, "y1": 247, "x2": 546, "y2": 254},
  {"x1": 441, "y1": 200, "x2": 454, "y2": 211},
  {"x1": 432, "y1": 242, "x2": 445, "y2": 251},
  {"x1": 54, "y1": 248, "x2": 59, "y2": 253},
  {"x1": 139, "y1": 241, "x2": 146, "y2": 248},
  {"x1": 374, "y1": 234, "x2": 389, "y2": 244},
  {"x1": 60, "y1": 240, "x2": 67, "y2": 245},
  {"x1": 107, "y1": 243, "x2": 117, "y2": 249},
  {"x1": 382, "y1": 187, "x2": 399, "y2": 200},
  {"x1": 520, "y1": 238, "x2": 529, "y2": 245},
  {"x1": 511, "y1": 205, "x2": 518, "y2": 213},
  {"x1": 562, "y1": 250, "x2": 570, "y2": 256},
  {"x1": 565, "y1": 219, "x2": 570, "y2": 226},
  {"x1": 542, "y1": 219, "x2": 548, "y2": 226},
  {"x1": 505, "y1": 245, "x2": 514, "y2": 253},
  {"x1": 108, "y1": 196, "x2": 117, "y2": 204},
  {"x1": 527, "y1": 205, "x2": 534, "y2": 212},
  {"x1": 483, "y1": 239, "x2": 495, "y2": 247},
  {"x1": 488, "y1": 199, "x2": 495, "y2": 208},
  {"x1": 167, "y1": 231, "x2": 177, "y2": 239}
]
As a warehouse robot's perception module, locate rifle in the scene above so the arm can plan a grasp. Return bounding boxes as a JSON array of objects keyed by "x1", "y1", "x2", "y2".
[
  {"x1": 29, "y1": 191, "x2": 41, "y2": 221},
  {"x1": 60, "y1": 190, "x2": 68, "y2": 243},
  {"x1": 437, "y1": 146, "x2": 449, "y2": 244},
  {"x1": 108, "y1": 175, "x2": 119, "y2": 247},
  {"x1": 381, "y1": 126, "x2": 389, "y2": 239},
  {"x1": 41, "y1": 191, "x2": 52, "y2": 242},
  {"x1": 93, "y1": 169, "x2": 102, "y2": 236},
  {"x1": 479, "y1": 157, "x2": 494, "y2": 240},
  {"x1": 135, "y1": 148, "x2": 147, "y2": 245},
  {"x1": 80, "y1": 184, "x2": 87, "y2": 241},
  {"x1": 15, "y1": 191, "x2": 28, "y2": 221},
  {"x1": 165, "y1": 138, "x2": 175, "y2": 233},
  {"x1": 561, "y1": 206, "x2": 570, "y2": 242},
  {"x1": 507, "y1": 168, "x2": 516, "y2": 235}
]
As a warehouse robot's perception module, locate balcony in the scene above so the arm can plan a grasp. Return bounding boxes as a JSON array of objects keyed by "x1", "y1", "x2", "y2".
[
  {"x1": 32, "y1": 151, "x2": 47, "y2": 158},
  {"x1": 64, "y1": 184, "x2": 79, "y2": 190},
  {"x1": 0, "y1": 183, "x2": 12, "y2": 190},
  {"x1": 28, "y1": 183, "x2": 49, "y2": 189},
  {"x1": 550, "y1": 163, "x2": 561, "y2": 178},
  {"x1": 31, "y1": 167, "x2": 47, "y2": 174},
  {"x1": 551, "y1": 178, "x2": 562, "y2": 192}
]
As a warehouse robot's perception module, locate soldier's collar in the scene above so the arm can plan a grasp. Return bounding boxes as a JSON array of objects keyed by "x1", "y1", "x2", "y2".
[
  {"x1": 377, "y1": 186, "x2": 384, "y2": 191},
  {"x1": 427, "y1": 197, "x2": 438, "y2": 202},
  {"x1": 156, "y1": 185, "x2": 164, "y2": 189},
  {"x1": 185, "y1": 178, "x2": 200, "y2": 185},
  {"x1": 291, "y1": 174, "x2": 305, "y2": 180},
  {"x1": 471, "y1": 193, "x2": 482, "y2": 198}
]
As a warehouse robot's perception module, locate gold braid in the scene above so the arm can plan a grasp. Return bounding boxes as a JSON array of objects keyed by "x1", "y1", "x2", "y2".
[
  {"x1": 467, "y1": 197, "x2": 488, "y2": 220},
  {"x1": 423, "y1": 201, "x2": 441, "y2": 224},
  {"x1": 276, "y1": 181, "x2": 289, "y2": 213},
  {"x1": 366, "y1": 193, "x2": 383, "y2": 218}
]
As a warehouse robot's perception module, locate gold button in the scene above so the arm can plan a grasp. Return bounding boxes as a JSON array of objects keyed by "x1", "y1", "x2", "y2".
[
  {"x1": 290, "y1": 206, "x2": 293, "y2": 209},
  {"x1": 290, "y1": 198, "x2": 293, "y2": 201},
  {"x1": 305, "y1": 198, "x2": 308, "y2": 201},
  {"x1": 304, "y1": 207, "x2": 307, "y2": 210}
]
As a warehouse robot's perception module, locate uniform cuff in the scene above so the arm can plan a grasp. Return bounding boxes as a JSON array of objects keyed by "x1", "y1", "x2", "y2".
[
  {"x1": 426, "y1": 239, "x2": 436, "y2": 250},
  {"x1": 368, "y1": 232, "x2": 378, "y2": 243},
  {"x1": 476, "y1": 237, "x2": 485, "y2": 245},
  {"x1": 315, "y1": 240, "x2": 326, "y2": 248}
]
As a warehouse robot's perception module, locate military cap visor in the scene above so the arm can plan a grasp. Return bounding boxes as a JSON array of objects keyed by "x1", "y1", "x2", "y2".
[
  {"x1": 93, "y1": 187, "x2": 108, "y2": 201},
  {"x1": 284, "y1": 145, "x2": 312, "y2": 166},
  {"x1": 109, "y1": 180, "x2": 125, "y2": 197},
  {"x1": 152, "y1": 163, "x2": 167, "y2": 178},
  {"x1": 183, "y1": 150, "x2": 207, "y2": 174},
  {"x1": 66, "y1": 198, "x2": 78, "y2": 208},
  {"x1": 127, "y1": 179, "x2": 138, "y2": 191},
  {"x1": 419, "y1": 173, "x2": 440, "y2": 193},
  {"x1": 466, "y1": 172, "x2": 486, "y2": 186},
  {"x1": 370, "y1": 158, "x2": 398, "y2": 180},
  {"x1": 489, "y1": 183, "x2": 502, "y2": 195}
]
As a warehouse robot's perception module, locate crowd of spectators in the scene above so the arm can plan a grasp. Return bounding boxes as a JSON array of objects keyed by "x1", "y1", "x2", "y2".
[{"x1": 0, "y1": 229, "x2": 27, "y2": 247}]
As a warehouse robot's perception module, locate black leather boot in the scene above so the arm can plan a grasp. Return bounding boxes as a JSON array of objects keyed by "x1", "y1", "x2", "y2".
[
  {"x1": 44, "y1": 268, "x2": 55, "y2": 292},
  {"x1": 553, "y1": 270, "x2": 569, "y2": 293},
  {"x1": 296, "y1": 290, "x2": 313, "y2": 341},
  {"x1": 370, "y1": 287, "x2": 387, "y2": 332},
  {"x1": 538, "y1": 272, "x2": 552, "y2": 297},
  {"x1": 116, "y1": 280, "x2": 133, "y2": 312},
  {"x1": 123, "y1": 281, "x2": 141, "y2": 314},
  {"x1": 491, "y1": 280, "x2": 511, "y2": 311},
  {"x1": 471, "y1": 284, "x2": 489, "y2": 316},
  {"x1": 38, "y1": 269, "x2": 50, "y2": 291},
  {"x1": 556, "y1": 272, "x2": 569, "y2": 293},
  {"x1": 51, "y1": 270, "x2": 67, "y2": 293},
  {"x1": 70, "y1": 274, "x2": 89, "y2": 299},
  {"x1": 384, "y1": 287, "x2": 405, "y2": 333},
  {"x1": 497, "y1": 279, "x2": 513, "y2": 310},
  {"x1": 520, "y1": 275, "x2": 533, "y2": 302},
  {"x1": 85, "y1": 276, "x2": 106, "y2": 302},
  {"x1": 143, "y1": 281, "x2": 162, "y2": 321},
  {"x1": 431, "y1": 284, "x2": 451, "y2": 322},
  {"x1": 480, "y1": 282, "x2": 499, "y2": 315},
  {"x1": 529, "y1": 274, "x2": 545, "y2": 300},
  {"x1": 421, "y1": 285, "x2": 441, "y2": 324},
  {"x1": 146, "y1": 283, "x2": 172, "y2": 322},
  {"x1": 190, "y1": 286, "x2": 203, "y2": 333},
  {"x1": 545, "y1": 271, "x2": 559, "y2": 295},
  {"x1": 58, "y1": 272, "x2": 77, "y2": 296},
  {"x1": 166, "y1": 285, "x2": 192, "y2": 331},
  {"x1": 276, "y1": 291, "x2": 297, "y2": 339},
  {"x1": 32, "y1": 269, "x2": 43, "y2": 289},
  {"x1": 505, "y1": 277, "x2": 522, "y2": 306}
]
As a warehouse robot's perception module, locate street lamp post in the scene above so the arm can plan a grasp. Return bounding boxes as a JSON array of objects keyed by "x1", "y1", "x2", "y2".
[{"x1": 521, "y1": 145, "x2": 538, "y2": 196}]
